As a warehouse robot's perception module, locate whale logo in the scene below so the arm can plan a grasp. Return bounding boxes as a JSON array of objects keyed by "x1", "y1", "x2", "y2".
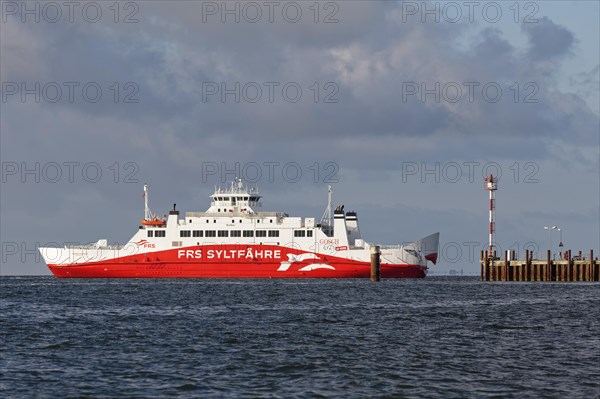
[{"x1": 277, "y1": 253, "x2": 335, "y2": 272}]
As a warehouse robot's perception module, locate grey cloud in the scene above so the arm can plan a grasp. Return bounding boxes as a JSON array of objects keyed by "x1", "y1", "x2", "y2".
[
  {"x1": 522, "y1": 16, "x2": 575, "y2": 60},
  {"x1": 2, "y1": 5, "x2": 594, "y2": 151}
]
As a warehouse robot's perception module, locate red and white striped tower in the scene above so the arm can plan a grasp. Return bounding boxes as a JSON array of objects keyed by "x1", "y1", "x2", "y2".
[{"x1": 484, "y1": 174, "x2": 498, "y2": 257}]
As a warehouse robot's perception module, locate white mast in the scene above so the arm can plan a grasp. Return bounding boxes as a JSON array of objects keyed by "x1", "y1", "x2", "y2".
[
  {"x1": 144, "y1": 183, "x2": 151, "y2": 220},
  {"x1": 328, "y1": 185, "x2": 332, "y2": 228},
  {"x1": 320, "y1": 185, "x2": 332, "y2": 227}
]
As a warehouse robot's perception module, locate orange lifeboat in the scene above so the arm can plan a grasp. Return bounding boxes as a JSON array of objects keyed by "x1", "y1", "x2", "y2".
[{"x1": 140, "y1": 216, "x2": 166, "y2": 227}]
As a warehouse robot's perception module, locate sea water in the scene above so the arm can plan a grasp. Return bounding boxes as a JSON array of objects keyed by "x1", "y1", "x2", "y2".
[{"x1": 1, "y1": 276, "x2": 598, "y2": 398}]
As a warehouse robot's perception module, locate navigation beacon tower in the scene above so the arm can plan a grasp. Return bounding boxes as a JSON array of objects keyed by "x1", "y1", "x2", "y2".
[{"x1": 484, "y1": 174, "x2": 498, "y2": 257}]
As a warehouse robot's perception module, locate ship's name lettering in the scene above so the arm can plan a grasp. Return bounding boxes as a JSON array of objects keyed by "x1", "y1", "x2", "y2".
[
  {"x1": 319, "y1": 238, "x2": 339, "y2": 245},
  {"x1": 177, "y1": 249, "x2": 282, "y2": 260}
]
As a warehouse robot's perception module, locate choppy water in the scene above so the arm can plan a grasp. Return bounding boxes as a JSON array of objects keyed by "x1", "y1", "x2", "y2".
[{"x1": 1, "y1": 276, "x2": 598, "y2": 398}]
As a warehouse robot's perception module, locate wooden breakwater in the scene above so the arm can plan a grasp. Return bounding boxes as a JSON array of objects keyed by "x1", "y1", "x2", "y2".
[{"x1": 480, "y1": 249, "x2": 599, "y2": 282}]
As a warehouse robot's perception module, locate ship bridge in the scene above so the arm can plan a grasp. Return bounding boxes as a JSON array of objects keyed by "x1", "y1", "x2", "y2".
[{"x1": 206, "y1": 178, "x2": 262, "y2": 215}]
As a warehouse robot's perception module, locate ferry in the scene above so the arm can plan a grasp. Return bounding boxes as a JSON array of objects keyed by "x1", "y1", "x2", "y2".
[{"x1": 39, "y1": 180, "x2": 439, "y2": 278}]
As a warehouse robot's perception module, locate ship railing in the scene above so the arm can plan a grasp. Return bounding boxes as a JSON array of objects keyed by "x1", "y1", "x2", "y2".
[
  {"x1": 186, "y1": 212, "x2": 210, "y2": 217},
  {"x1": 185, "y1": 211, "x2": 288, "y2": 218},
  {"x1": 255, "y1": 211, "x2": 288, "y2": 218},
  {"x1": 64, "y1": 244, "x2": 124, "y2": 250},
  {"x1": 64, "y1": 244, "x2": 96, "y2": 249},
  {"x1": 379, "y1": 245, "x2": 405, "y2": 250}
]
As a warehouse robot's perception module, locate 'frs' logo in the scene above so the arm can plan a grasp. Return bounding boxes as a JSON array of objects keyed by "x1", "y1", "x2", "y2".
[{"x1": 135, "y1": 239, "x2": 155, "y2": 248}]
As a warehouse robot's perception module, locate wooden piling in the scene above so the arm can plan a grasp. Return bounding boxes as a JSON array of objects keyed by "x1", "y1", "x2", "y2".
[
  {"x1": 568, "y1": 250, "x2": 572, "y2": 281},
  {"x1": 495, "y1": 258, "x2": 499, "y2": 281},
  {"x1": 370, "y1": 245, "x2": 381, "y2": 282},
  {"x1": 525, "y1": 249, "x2": 531, "y2": 281},
  {"x1": 589, "y1": 250, "x2": 594, "y2": 282},
  {"x1": 503, "y1": 251, "x2": 508, "y2": 281},
  {"x1": 483, "y1": 250, "x2": 489, "y2": 281},
  {"x1": 480, "y1": 250, "x2": 485, "y2": 281},
  {"x1": 511, "y1": 251, "x2": 516, "y2": 281},
  {"x1": 546, "y1": 250, "x2": 551, "y2": 282},
  {"x1": 577, "y1": 263, "x2": 580, "y2": 281},
  {"x1": 568, "y1": 250, "x2": 573, "y2": 281},
  {"x1": 512, "y1": 261, "x2": 516, "y2": 281},
  {"x1": 520, "y1": 257, "x2": 524, "y2": 281}
]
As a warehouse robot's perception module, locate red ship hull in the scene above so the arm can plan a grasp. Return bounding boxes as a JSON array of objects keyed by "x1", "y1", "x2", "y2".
[
  {"x1": 48, "y1": 263, "x2": 426, "y2": 278},
  {"x1": 46, "y1": 245, "x2": 427, "y2": 278}
]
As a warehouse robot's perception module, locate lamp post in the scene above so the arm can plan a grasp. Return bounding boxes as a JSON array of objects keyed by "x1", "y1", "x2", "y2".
[{"x1": 544, "y1": 226, "x2": 558, "y2": 258}]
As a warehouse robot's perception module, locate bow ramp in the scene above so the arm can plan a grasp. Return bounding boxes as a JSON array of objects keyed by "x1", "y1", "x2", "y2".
[{"x1": 410, "y1": 233, "x2": 440, "y2": 265}]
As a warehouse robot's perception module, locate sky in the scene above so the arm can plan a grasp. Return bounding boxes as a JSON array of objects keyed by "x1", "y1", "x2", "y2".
[{"x1": 1, "y1": 0, "x2": 598, "y2": 275}]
